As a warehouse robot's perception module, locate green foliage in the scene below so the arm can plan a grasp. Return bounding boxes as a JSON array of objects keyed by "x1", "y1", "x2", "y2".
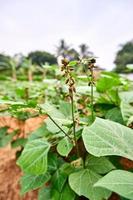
[
  {"x1": 82, "y1": 117, "x2": 133, "y2": 160},
  {"x1": 95, "y1": 170, "x2": 133, "y2": 200},
  {"x1": 114, "y1": 40, "x2": 133, "y2": 73},
  {"x1": 57, "y1": 137, "x2": 73, "y2": 157},
  {"x1": 20, "y1": 172, "x2": 51, "y2": 194},
  {"x1": 0, "y1": 58, "x2": 133, "y2": 200},
  {"x1": 28, "y1": 51, "x2": 57, "y2": 65},
  {"x1": 85, "y1": 155, "x2": 115, "y2": 174},
  {"x1": 69, "y1": 169, "x2": 111, "y2": 200},
  {"x1": 17, "y1": 139, "x2": 51, "y2": 175}
]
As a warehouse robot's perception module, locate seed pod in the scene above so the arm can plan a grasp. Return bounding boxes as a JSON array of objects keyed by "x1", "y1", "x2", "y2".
[
  {"x1": 61, "y1": 58, "x2": 69, "y2": 66},
  {"x1": 65, "y1": 78, "x2": 69, "y2": 84},
  {"x1": 73, "y1": 87, "x2": 76, "y2": 93}
]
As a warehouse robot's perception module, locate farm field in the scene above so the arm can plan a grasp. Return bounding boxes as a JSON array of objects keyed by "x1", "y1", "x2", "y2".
[{"x1": 0, "y1": 58, "x2": 133, "y2": 200}]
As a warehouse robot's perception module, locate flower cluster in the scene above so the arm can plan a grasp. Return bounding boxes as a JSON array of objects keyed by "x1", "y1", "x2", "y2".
[{"x1": 61, "y1": 58, "x2": 76, "y2": 99}]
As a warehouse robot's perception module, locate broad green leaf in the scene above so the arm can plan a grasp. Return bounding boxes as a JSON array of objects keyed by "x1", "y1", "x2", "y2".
[
  {"x1": 82, "y1": 117, "x2": 133, "y2": 161},
  {"x1": 95, "y1": 170, "x2": 133, "y2": 200},
  {"x1": 96, "y1": 76, "x2": 120, "y2": 92},
  {"x1": 20, "y1": 172, "x2": 51, "y2": 194},
  {"x1": 48, "y1": 153, "x2": 58, "y2": 173},
  {"x1": 40, "y1": 102, "x2": 65, "y2": 118},
  {"x1": 119, "y1": 91, "x2": 133, "y2": 103},
  {"x1": 45, "y1": 117, "x2": 69, "y2": 134},
  {"x1": 120, "y1": 101, "x2": 133, "y2": 123},
  {"x1": 69, "y1": 169, "x2": 111, "y2": 200},
  {"x1": 59, "y1": 101, "x2": 72, "y2": 117},
  {"x1": 17, "y1": 139, "x2": 51, "y2": 175},
  {"x1": 105, "y1": 107, "x2": 124, "y2": 124},
  {"x1": 51, "y1": 183, "x2": 76, "y2": 200},
  {"x1": 51, "y1": 169, "x2": 67, "y2": 192},
  {"x1": 38, "y1": 185, "x2": 51, "y2": 200},
  {"x1": 85, "y1": 155, "x2": 115, "y2": 174},
  {"x1": 29, "y1": 124, "x2": 50, "y2": 141},
  {"x1": 57, "y1": 137, "x2": 73, "y2": 157}
]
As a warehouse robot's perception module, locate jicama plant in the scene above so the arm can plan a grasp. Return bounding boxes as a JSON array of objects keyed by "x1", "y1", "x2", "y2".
[{"x1": 15, "y1": 58, "x2": 133, "y2": 200}]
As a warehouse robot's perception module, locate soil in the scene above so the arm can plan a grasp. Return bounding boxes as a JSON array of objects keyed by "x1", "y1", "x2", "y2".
[
  {"x1": 0, "y1": 115, "x2": 46, "y2": 200},
  {"x1": 0, "y1": 146, "x2": 38, "y2": 200}
]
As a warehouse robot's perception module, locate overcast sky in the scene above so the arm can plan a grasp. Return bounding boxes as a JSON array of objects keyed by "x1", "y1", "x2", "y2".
[{"x1": 0, "y1": 0, "x2": 133, "y2": 70}]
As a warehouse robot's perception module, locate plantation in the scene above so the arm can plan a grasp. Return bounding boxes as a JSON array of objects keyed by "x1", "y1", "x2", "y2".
[{"x1": 0, "y1": 57, "x2": 133, "y2": 200}]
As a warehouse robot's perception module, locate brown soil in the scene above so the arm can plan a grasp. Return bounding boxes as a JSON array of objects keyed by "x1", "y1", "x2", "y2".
[
  {"x1": 0, "y1": 115, "x2": 47, "y2": 200},
  {"x1": 0, "y1": 146, "x2": 38, "y2": 200}
]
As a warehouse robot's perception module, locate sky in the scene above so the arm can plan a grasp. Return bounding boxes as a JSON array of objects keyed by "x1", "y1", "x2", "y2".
[{"x1": 0, "y1": 0, "x2": 133, "y2": 70}]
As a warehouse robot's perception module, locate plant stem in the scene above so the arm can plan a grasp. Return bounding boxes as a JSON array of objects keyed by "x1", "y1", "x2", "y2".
[
  {"x1": 48, "y1": 114, "x2": 72, "y2": 141},
  {"x1": 71, "y1": 92, "x2": 80, "y2": 157},
  {"x1": 90, "y1": 68, "x2": 94, "y2": 122}
]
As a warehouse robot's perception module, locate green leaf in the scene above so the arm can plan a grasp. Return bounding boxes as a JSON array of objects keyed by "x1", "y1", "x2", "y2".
[
  {"x1": 51, "y1": 183, "x2": 76, "y2": 200},
  {"x1": 17, "y1": 139, "x2": 51, "y2": 175},
  {"x1": 69, "y1": 60, "x2": 78, "y2": 66},
  {"x1": 40, "y1": 102, "x2": 65, "y2": 118},
  {"x1": 45, "y1": 117, "x2": 70, "y2": 133},
  {"x1": 120, "y1": 101, "x2": 133, "y2": 123},
  {"x1": 82, "y1": 117, "x2": 133, "y2": 161},
  {"x1": 69, "y1": 169, "x2": 111, "y2": 200},
  {"x1": 38, "y1": 185, "x2": 51, "y2": 200},
  {"x1": 57, "y1": 137, "x2": 73, "y2": 157},
  {"x1": 0, "y1": 130, "x2": 17, "y2": 147},
  {"x1": 20, "y1": 172, "x2": 51, "y2": 194},
  {"x1": 11, "y1": 138, "x2": 27, "y2": 148},
  {"x1": 0, "y1": 127, "x2": 8, "y2": 138},
  {"x1": 119, "y1": 91, "x2": 133, "y2": 103},
  {"x1": 29, "y1": 124, "x2": 50, "y2": 141},
  {"x1": 59, "y1": 101, "x2": 72, "y2": 118},
  {"x1": 48, "y1": 153, "x2": 58, "y2": 173},
  {"x1": 51, "y1": 169, "x2": 67, "y2": 192},
  {"x1": 85, "y1": 155, "x2": 115, "y2": 174},
  {"x1": 95, "y1": 170, "x2": 133, "y2": 200},
  {"x1": 105, "y1": 107, "x2": 124, "y2": 124},
  {"x1": 96, "y1": 76, "x2": 120, "y2": 92}
]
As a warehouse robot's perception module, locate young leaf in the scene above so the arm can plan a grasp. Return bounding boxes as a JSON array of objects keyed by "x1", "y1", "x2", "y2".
[
  {"x1": 69, "y1": 169, "x2": 111, "y2": 200},
  {"x1": 94, "y1": 170, "x2": 133, "y2": 200},
  {"x1": 57, "y1": 137, "x2": 73, "y2": 157},
  {"x1": 82, "y1": 117, "x2": 133, "y2": 161},
  {"x1": 17, "y1": 139, "x2": 51, "y2": 175},
  {"x1": 85, "y1": 155, "x2": 115, "y2": 174},
  {"x1": 20, "y1": 172, "x2": 51, "y2": 194}
]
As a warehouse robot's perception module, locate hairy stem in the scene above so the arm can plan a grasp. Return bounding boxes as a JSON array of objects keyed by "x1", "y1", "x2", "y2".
[
  {"x1": 48, "y1": 114, "x2": 72, "y2": 141},
  {"x1": 90, "y1": 69, "x2": 94, "y2": 121},
  {"x1": 71, "y1": 92, "x2": 80, "y2": 157}
]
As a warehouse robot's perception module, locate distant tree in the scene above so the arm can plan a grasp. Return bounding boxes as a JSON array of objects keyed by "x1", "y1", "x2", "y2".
[
  {"x1": 0, "y1": 54, "x2": 17, "y2": 80},
  {"x1": 27, "y1": 51, "x2": 57, "y2": 66},
  {"x1": 56, "y1": 39, "x2": 69, "y2": 57},
  {"x1": 79, "y1": 44, "x2": 93, "y2": 58},
  {"x1": 0, "y1": 54, "x2": 12, "y2": 70},
  {"x1": 56, "y1": 39, "x2": 79, "y2": 61},
  {"x1": 114, "y1": 40, "x2": 133, "y2": 73}
]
